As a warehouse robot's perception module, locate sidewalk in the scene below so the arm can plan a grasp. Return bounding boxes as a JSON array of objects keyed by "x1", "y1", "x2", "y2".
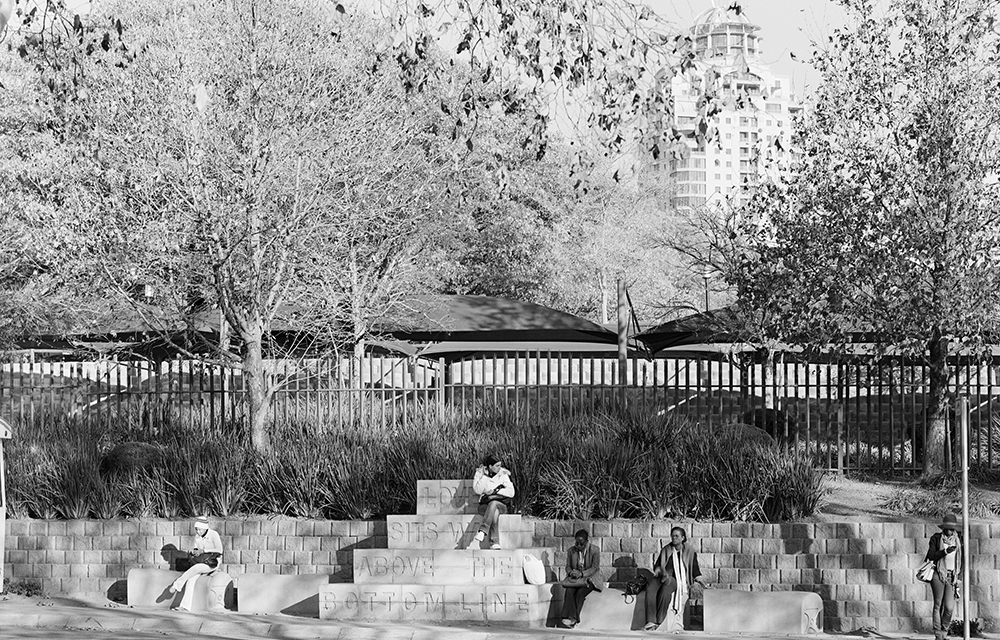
[{"x1": 0, "y1": 594, "x2": 932, "y2": 640}]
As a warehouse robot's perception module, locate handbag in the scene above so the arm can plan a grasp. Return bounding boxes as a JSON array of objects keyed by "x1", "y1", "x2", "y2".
[
  {"x1": 916, "y1": 559, "x2": 935, "y2": 583},
  {"x1": 560, "y1": 575, "x2": 589, "y2": 588},
  {"x1": 623, "y1": 574, "x2": 648, "y2": 604},
  {"x1": 191, "y1": 552, "x2": 222, "y2": 569}
]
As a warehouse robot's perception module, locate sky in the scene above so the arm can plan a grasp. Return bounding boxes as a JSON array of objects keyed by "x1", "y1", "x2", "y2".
[{"x1": 643, "y1": 0, "x2": 850, "y2": 96}]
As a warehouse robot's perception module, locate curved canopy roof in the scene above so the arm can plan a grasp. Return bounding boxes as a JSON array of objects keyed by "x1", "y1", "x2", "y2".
[{"x1": 373, "y1": 295, "x2": 618, "y2": 345}]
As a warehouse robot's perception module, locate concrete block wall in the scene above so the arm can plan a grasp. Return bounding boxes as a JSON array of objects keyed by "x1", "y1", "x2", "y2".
[
  {"x1": 5, "y1": 517, "x2": 998, "y2": 633},
  {"x1": 537, "y1": 520, "x2": 1000, "y2": 633},
  {"x1": 2, "y1": 518, "x2": 385, "y2": 599}
]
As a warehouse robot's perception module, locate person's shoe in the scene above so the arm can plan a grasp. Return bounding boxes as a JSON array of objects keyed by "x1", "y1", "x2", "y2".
[
  {"x1": 561, "y1": 618, "x2": 575, "y2": 628},
  {"x1": 466, "y1": 532, "x2": 485, "y2": 550},
  {"x1": 587, "y1": 578, "x2": 602, "y2": 592},
  {"x1": 644, "y1": 622, "x2": 659, "y2": 631},
  {"x1": 490, "y1": 543, "x2": 502, "y2": 550}
]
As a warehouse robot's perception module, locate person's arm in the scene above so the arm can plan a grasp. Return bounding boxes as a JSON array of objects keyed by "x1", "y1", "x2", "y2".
[
  {"x1": 582, "y1": 545, "x2": 600, "y2": 579},
  {"x1": 691, "y1": 552, "x2": 707, "y2": 586},
  {"x1": 471, "y1": 466, "x2": 489, "y2": 495},
  {"x1": 652, "y1": 547, "x2": 665, "y2": 577},
  {"x1": 926, "y1": 533, "x2": 952, "y2": 561},
  {"x1": 495, "y1": 469, "x2": 515, "y2": 498},
  {"x1": 200, "y1": 531, "x2": 223, "y2": 555}
]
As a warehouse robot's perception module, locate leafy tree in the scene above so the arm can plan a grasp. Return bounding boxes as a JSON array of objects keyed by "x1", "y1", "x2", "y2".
[
  {"x1": 7, "y1": 0, "x2": 460, "y2": 450},
  {"x1": 731, "y1": 0, "x2": 1000, "y2": 479},
  {"x1": 548, "y1": 167, "x2": 696, "y2": 325}
]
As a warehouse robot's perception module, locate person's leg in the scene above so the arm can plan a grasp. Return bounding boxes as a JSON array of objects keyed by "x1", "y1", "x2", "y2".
[
  {"x1": 940, "y1": 576, "x2": 956, "y2": 638},
  {"x1": 572, "y1": 584, "x2": 593, "y2": 623},
  {"x1": 656, "y1": 576, "x2": 678, "y2": 625},
  {"x1": 644, "y1": 576, "x2": 663, "y2": 628},
  {"x1": 486, "y1": 502, "x2": 508, "y2": 547},
  {"x1": 930, "y1": 572, "x2": 946, "y2": 639},
  {"x1": 171, "y1": 563, "x2": 214, "y2": 609},
  {"x1": 561, "y1": 586, "x2": 580, "y2": 624}
]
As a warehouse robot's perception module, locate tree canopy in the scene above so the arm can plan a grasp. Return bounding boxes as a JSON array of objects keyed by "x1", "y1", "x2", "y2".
[{"x1": 729, "y1": 0, "x2": 1000, "y2": 477}]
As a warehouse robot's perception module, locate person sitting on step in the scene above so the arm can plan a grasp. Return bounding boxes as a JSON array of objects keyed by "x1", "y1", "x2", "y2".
[
  {"x1": 169, "y1": 516, "x2": 223, "y2": 611},
  {"x1": 467, "y1": 454, "x2": 515, "y2": 550}
]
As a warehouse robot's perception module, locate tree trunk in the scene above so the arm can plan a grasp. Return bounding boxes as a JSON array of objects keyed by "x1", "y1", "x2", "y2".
[
  {"x1": 923, "y1": 331, "x2": 951, "y2": 480},
  {"x1": 241, "y1": 324, "x2": 272, "y2": 453}
]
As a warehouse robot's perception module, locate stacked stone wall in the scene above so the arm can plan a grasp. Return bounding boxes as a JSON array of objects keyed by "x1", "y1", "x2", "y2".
[{"x1": 5, "y1": 518, "x2": 998, "y2": 633}]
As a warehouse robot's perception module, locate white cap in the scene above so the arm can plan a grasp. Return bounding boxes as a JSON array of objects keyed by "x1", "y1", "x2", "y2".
[{"x1": 194, "y1": 516, "x2": 209, "y2": 529}]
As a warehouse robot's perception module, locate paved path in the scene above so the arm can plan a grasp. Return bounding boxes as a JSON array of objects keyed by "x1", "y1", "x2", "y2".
[{"x1": 0, "y1": 595, "x2": 945, "y2": 640}]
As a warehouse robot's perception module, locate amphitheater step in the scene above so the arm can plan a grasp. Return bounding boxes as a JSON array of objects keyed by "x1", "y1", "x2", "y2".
[
  {"x1": 353, "y1": 547, "x2": 556, "y2": 585},
  {"x1": 416, "y1": 479, "x2": 478, "y2": 515},
  {"x1": 319, "y1": 582, "x2": 564, "y2": 625},
  {"x1": 386, "y1": 514, "x2": 533, "y2": 549}
]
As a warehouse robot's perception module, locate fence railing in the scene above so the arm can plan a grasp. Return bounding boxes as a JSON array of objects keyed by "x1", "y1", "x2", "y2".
[{"x1": 2, "y1": 350, "x2": 998, "y2": 473}]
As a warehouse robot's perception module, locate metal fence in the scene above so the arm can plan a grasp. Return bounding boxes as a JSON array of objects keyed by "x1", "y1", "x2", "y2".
[{"x1": 2, "y1": 350, "x2": 998, "y2": 473}]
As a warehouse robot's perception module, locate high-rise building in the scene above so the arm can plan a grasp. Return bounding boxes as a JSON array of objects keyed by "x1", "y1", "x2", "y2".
[{"x1": 668, "y1": 7, "x2": 801, "y2": 210}]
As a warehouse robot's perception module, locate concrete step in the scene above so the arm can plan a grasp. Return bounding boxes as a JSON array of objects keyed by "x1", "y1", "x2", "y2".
[
  {"x1": 126, "y1": 567, "x2": 234, "y2": 612},
  {"x1": 386, "y1": 514, "x2": 533, "y2": 549},
  {"x1": 567, "y1": 585, "x2": 645, "y2": 631},
  {"x1": 235, "y1": 573, "x2": 337, "y2": 616},
  {"x1": 353, "y1": 547, "x2": 556, "y2": 586},
  {"x1": 703, "y1": 589, "x2": 824, "y2": 633},
  {"x1": 416, "y1": 480, "x2": 478, "y2": 515},
  {"x1": 319, "y1": 582, "x2": 564, "y2": 626}
]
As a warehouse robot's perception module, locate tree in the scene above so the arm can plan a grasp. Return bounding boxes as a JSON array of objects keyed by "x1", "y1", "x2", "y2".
[
  {"x1": 730, "y1": 0, "x2": 1000, "y2": 479},
  {"x1": 548, "y1": 167, "x2": 696, "y2": 326},
  {"x1": 8, "y1": 0, "x2": 460, "y2": 450}
]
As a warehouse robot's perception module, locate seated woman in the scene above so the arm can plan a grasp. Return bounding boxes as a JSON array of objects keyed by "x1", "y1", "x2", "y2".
[
  {"x1": 466, "y1": 454, "x2": 515, "y2": 550},
  {"x1": 644, "y1": 526, "x2": 709, "y2": 632},
  {"x1": 169, "y1": 516, "x2": 223, "y2": 611},
  {"x1": 560, "y1": 529, "x2": 601, "y2": 629}
]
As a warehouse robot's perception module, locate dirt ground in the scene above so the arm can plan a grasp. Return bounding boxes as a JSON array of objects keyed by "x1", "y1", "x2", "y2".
[{"x1": 810, "y1": 473, "x2": 1000, "y2": 523}]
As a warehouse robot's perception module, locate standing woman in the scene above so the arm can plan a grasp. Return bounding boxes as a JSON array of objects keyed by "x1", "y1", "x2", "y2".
[
  {"x1": 644, "y1": 526, "x2": 709, "y2": 632},
  {"x1": 926, "y1": 513, "x2": 963, "y2": 640}
]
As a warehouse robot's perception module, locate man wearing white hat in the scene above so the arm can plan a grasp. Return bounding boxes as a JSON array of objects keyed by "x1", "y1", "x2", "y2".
[{"x1": 170, "y1": 516, "x2": 224, "y2": 611}]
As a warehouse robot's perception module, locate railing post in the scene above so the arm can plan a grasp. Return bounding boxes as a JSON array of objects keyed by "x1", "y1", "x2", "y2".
[
  {"x1": 437, "y1": 357, "x2": 445, "y2": 423},
  {"x1": 617, "y1": 279, "x2": 628, "y2": 410}
]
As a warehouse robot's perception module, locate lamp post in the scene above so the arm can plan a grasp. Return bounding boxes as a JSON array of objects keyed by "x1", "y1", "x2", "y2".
[
  {"x1": 0, "y1": 416, "x2": 12, "y2": 591},
  {"x1": 702, "y1": 265, "x2": 711, "y2": 311}
]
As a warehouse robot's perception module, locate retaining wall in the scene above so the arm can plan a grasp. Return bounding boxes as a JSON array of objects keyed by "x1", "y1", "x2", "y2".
[{"x1": 4, "y1": 518, "x2": 998, "y2": 632}]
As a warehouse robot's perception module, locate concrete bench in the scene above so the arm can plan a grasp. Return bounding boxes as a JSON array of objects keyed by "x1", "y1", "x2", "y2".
[
  {"x1": 704, "y1": 589, "x2": 823, "y2": 633},
  {"x1": 236, "y1": 574, "x2": 339, "y2": 616},
  {"x1": 126, "y1": 567, "x2": 234, "y2": 612},
  {"x1": 566, "y1": 583, "x2": 647, "y2": 631}
]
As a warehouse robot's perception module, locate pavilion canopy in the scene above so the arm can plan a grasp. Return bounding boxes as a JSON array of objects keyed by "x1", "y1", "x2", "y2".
[{"x1": 371, "y1": 295, "x2": 618, "y2": 345}]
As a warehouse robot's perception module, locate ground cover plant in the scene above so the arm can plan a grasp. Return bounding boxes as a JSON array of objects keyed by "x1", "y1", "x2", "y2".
[{"x1": 4, "y1": 406, "x2": 824, "y2": 522}]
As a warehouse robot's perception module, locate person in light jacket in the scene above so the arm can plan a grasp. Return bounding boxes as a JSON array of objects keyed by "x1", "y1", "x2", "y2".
[
  {"x1": 466, "y1": 454, "x2": 515, "y2": 550},
  {"x1": 169, "y1": 516, "x2": 223, "y2": 611},
  {"x1": 644, "y1": 526, "x2": 709, "y2": 632},
  {"x1": 926, "y1": 513, "x2": 963, "y2": 640},
  {"x1": 560, "y1": 529, "x2": 601, "y2": 628}
]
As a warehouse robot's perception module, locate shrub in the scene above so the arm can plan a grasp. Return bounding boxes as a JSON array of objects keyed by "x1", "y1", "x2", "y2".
[{"x1": 3, "y1": 404, "x2": 825, "y2": 522}]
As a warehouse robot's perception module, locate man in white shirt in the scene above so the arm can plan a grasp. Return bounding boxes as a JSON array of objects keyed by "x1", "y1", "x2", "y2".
[
  {"x1": 169, "y1": 516, "x2": 224, "y2": 611},
  {"x1": 467, "y1": 454, "x2": 515, "y2": 550}
]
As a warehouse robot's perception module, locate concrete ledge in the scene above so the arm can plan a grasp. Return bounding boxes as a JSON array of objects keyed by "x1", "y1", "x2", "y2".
[
  {"x1": 387, "y1": 514, "x2": 532, "y2": 549},
  {"x1": 416, "y1": 480, "x2": 477, "y2": 515},
  {"x1": 353, "y1": 547, "x2": 556, "y2": 585},
  {"x1": 235, "y1": 573, "x2": 338, "y2": 616},
  {"x1": 126, "y1": 567, "x2": 234, "y2": 612},
  {"x1": 704, "y1": 589, "x2": 823, "y2": 633},
  {"x1": 571, "y1": 585, "x2": 645, "y2": 631},
  {"x1": 319, "y1": 582, "x2": 564, "y2": 626}
]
